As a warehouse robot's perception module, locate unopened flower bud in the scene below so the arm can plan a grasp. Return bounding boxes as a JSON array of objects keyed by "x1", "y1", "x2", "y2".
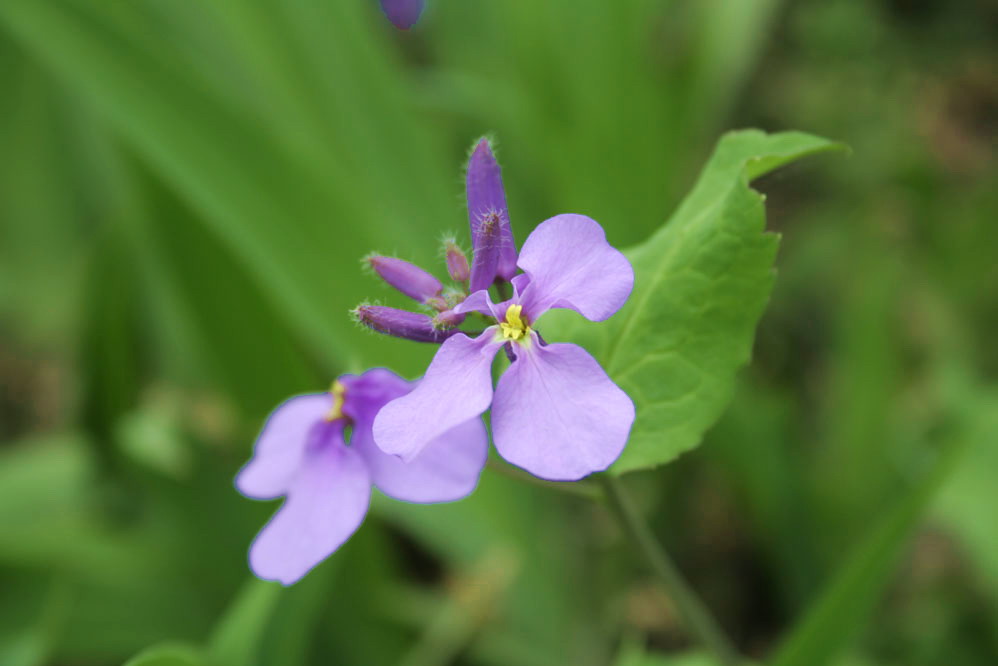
[
  {"x1": 354, "y1": 305, "x2": 457, "y2": 344},
  {"x1": 469, "y1": 212, "x2": 502, "y2": 293},
  {"x1": 367, "y1": 256, "x2": 443, "y2": 304},
  {"x1": 466, "y1": 138, "x2": 517, "y2": 288},
  {"x1": 444, "y1": 241, "x2": 471, "y2": 283},
  {"x1": 434, "y1": 309, "x2": 465, "y2": 328}
]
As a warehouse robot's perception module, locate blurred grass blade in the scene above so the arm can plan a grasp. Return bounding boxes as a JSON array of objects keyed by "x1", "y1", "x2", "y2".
[
  {"x1": 0, "y1": 579, "x2": 71, "y2": 666},
  {"x1": 0, "y1": 0, "x2": 452, "y2": 374},
  {"x1": 768, "y1": 438, "x2": 967, "y2": 666},
  {"x1": 206, "y1": 578, "x2": 283, "y2": 666},
  {"x1": 123, "y1": 643, "x2": 206, "y2": 666}
]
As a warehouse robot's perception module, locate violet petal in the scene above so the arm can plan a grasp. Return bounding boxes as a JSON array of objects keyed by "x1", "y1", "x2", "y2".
[
  {"x1": 491, "y1": 338, "x2": 634, "y2": 481},
  {"x1": 340, "y1": 368, "x2": 411, "y2": 424},
  {"x1": 355, "y1": 414, "x2": 487, "y2": 503},
  {"x1": 248, "y1": 439, "x2": 371, "y2": 585},
  {"x1": 236, "y1": 394, "x2": 332, "y2": 500},
  {"x1": 373, "y1": 331, "x2": 502, "y2": 461},
  {"x1": 517, "y1": 214, "x2": 634, "y2": 322},
  {"x1": 452, "y1": 289, "x2": 495, "y2": 317}
]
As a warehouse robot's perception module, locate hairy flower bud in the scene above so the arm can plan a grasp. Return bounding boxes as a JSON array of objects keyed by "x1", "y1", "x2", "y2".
[
  {"x1": 466, "y1": 138, "x2": 517, "y2": 289},
  {"x1": 444, "y1": 241, "x2": 471, "y2": 283},
  {"x1": 434, "y1": 308, "x2": 466, "y2": 328},
  {"x1": 354, "y1": 305, "x2": 457, "y2": 344},
  {"x1": 367, "y1": 256, "x2": 443, "y2": 304}
]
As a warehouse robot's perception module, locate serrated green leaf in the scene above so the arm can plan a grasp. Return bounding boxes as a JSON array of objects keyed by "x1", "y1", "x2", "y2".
[
  {"x1": 547, "y1": 130, "x2": 843, "y2": 475},
  {"x1": 123, "y1": 643, "x2": 206, "y2": 666}
]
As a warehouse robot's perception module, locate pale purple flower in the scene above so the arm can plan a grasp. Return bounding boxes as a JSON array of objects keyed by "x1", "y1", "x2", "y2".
[
  {"x1": 373, "y1": 211, "x2": 636, "y2": 481},
  {"x1": 380, "y1": 0, "x2": 424, "y2": 30},
  {"x1": 236, "y1": 368, "x2": 487, "y2": 585}
]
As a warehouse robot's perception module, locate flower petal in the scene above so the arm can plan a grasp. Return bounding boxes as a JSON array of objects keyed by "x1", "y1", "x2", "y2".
[
  {"x1": 373, "y1": 331, "x2": 501, "y2": 462},
  {"x1": 235, "y1": 394, "x2": 331, "y2": 499},
  {"x1": 340, "y1": 368, "x2": 411, "y2": 424},
  {"x1": 491, "y1": 338, "x2": 634, "y2": 481},
  {"x1": 452, "y1": 289, "x2": 495, "y2": 317},
  {"x1": 379, "y1": 0, "x2": 424, "y2": 30},
  {"x1": 356, "y1": 415, "x2": 488, "y2": 503},
  {"x1": 248, "y1": 441, "x2": 371, "y2": 585},
  {"x1": 517, "y1": 214, "x2": 634, "y2": 322}
]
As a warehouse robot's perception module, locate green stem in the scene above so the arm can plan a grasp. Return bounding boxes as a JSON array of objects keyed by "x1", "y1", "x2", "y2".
[{"x1": 599, "y1": 475, "x2": 741, "y2": 666}]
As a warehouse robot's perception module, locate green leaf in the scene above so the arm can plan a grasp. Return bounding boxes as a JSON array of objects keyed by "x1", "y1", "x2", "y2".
[
  {"x1": 548, "y1": 130, "x2": 843, "y2": 475},
  {"x1": 123, "y1": 643, "x2": 206, "y2": 666}
]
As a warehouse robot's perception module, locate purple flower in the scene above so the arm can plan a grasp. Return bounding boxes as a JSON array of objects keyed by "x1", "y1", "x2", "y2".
[
  {"x1": 373, "y1": 213, "x2": 636, "y2": 481},
  {"x1": 235, "y1": 368, "x2": 487, "y2": 585},
  {"x1": 380, "y1": 0, "x2": 424, "y2": 30}
]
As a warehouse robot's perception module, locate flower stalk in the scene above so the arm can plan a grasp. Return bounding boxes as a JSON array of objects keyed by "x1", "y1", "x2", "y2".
[{"x1": 598, "y1": 475, "x2": 741, "y2": 666}]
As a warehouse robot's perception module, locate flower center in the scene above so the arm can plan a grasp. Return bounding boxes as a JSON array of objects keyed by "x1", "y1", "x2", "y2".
[
  {"x1": 325, "y1": 380, "x2": 347, "y2": 421},
  {"x1": 499, "y1": 304, "x2": 530, "y2": 342}
]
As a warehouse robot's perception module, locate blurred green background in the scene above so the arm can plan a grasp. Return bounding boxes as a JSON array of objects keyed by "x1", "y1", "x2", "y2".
[{"x1": 0, "y1": 0, "x2": 996, "y2": 665}]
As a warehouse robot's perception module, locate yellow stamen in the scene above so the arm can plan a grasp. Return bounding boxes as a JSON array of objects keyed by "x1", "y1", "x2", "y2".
[
  {"x1": 499, "y1": 304, "x2": 531, "y2": 342},
  {"x1": 325, "y1": 380, "x2": 347, "y2": 421}
]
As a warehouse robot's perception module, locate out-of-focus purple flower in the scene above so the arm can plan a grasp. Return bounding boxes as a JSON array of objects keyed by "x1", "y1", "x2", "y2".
[
  {"x1": 374, "y1": 214, "x2": 636, "y2": 482},
  {"x1": 466, "y1": 139, "x2": 517, "y2": 290},
  {"x1": 236, "y1": 368, "x2": 487, "y2": 585},
  {"x1": 380, "y1": 0, "x2": 424, "y2": 30}
]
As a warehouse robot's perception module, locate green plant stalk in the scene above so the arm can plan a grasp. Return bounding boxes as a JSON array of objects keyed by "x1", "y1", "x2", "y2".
[{"x1": 599, "y1": 475, "x2": 740, "y2": 666}]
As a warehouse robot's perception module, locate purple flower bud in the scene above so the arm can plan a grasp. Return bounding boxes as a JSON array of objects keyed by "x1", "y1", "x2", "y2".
[
  {"x1": 368, "y1": 256, "x2": 443, "y2": 304},
  {"x1": 379, "y1": 0, "x2": 424, "y2": 30},
  {"x1": 425, "y1": 296, "x2": 448, "y2": 312},
  {"x1": 469, "y1": 214, "x2": 500, "y2": 293},
  {"x1": 444, "y1": 241, "x2": 471, "y2": 283},
  {"x1": 466, "y1": 138, "x2": 517, "y2": 290},
  {"x1": 354, "y1": 305, "x2": 458, "y2": 343},
  {"x1": 434, "y1": 309, "x2": 465, "y2": 328}
]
